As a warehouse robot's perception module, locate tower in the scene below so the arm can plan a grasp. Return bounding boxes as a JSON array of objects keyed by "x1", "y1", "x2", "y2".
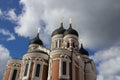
[
  {"x1": 19, "y1": 30, "x2": 49, "y2": 80},
  {"x1": 48, "y1": 19, "x2": 89, "y2": 80},
  {"x1": 79, "y1": 44, "x2": 97, "y2": 80}
]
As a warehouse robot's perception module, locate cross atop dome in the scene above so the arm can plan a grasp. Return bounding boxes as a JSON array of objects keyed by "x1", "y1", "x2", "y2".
[
  {"x1": 60, "y1": 17, "x2": 64, "y2": 23},
  {"x1": 38, "y1": 27, "x2": 40, "y2": 33},
  {"x1": 69, "y1": 18, "x2": 72, "y2": 24}
]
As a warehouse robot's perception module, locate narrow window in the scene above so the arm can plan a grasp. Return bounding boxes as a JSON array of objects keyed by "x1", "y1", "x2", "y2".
[
  {"x1": 59, "y1": 40, "x2": 61, "y2": 48},
  {"x1": 12, "y1": 69, "x2": 17, "y2": 80},
  {"x1": 72, "y1": 42, "x2": 75, "y2": 48},
  {"x1": 35, "y1": 64, "x2": 41, "y2": 77},
  {"x1": 67, "y1": 42, "x2": 69, "y2": 48},
  {"x1": 62, "y1": 62, "x2": 67, "y2": 75},
  {"x1": 55, "y1": 41, "x2": 58, "y2": 48},
  {"x1": 24, "y1": 64, "x2": 29, "y2": 76}
]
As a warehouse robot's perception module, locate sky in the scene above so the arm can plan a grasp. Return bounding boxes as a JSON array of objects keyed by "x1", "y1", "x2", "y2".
[{"x1": 0, "y1": 0, "x2": 120, "y2": 80}]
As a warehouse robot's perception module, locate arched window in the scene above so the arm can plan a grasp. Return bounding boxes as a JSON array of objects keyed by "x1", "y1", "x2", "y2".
[
  {"x1": 35, "y1": 64, "x2": 41, "y2": 77},
  {"x1": 12, "y1": 69, "x2": 17, "y2": 80},
  {"x1": 67, "y1": 42, "x2": 69, "y2": 48},
  {"x1": 24, "y1": 64, "x2": 29, "y2": 76}
]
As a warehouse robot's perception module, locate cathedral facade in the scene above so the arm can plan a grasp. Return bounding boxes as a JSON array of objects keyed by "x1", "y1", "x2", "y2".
[{"x1": 3, "y1": 20, "x2": 97, "y2": 80}]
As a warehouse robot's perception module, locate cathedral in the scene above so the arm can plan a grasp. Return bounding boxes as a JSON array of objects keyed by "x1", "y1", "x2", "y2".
[{"x1": 3, "y1": 19, "x2": 97, "y2": 80}]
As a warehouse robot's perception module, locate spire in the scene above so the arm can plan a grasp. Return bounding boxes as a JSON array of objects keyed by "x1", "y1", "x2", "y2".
[
  {"x1": 81, "y1": 43, "x2": 83, "y2": 49},
  {"x1": 80, "y1": 38, "x2": 83, "y2": 45},
  {"x1": 69, "y1": 18, "x2": 72, "y2": 28},
  {"x1": 38, "y1": 27, "x2": 40, "y2": 33},
  {"x1": 29, "y1": 27, "x2": 43, "y2": 45},
  {"x1": 60, "y1": 17, "x2": 64, "y2": 27},
  {"x1": 37, "y1": 27, "x2": 40, "y2": 38},
  {"x1": 79, "y1": 43, "x2": 89, "y2": 56},
  {"x1": 80, "y1": 39, "x2": 84, "y2": 49}
]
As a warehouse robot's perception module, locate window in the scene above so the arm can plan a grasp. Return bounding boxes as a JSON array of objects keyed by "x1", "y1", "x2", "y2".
[
  {"x1": 24, "y1": 64, "x2": 29, "y2": 76},
  {"x1": 72, "y1": 42, "x2": 75, "y2": 48},
  {"x1": 55, "y1": 41, "x2": 58, "y2": 48},
  {"x1": 35, "y1": 64, "x2": 41, "y2": 77},
  {"x1": 12, "y1": 69, "x2": 17, "y2": 80},
  {"x1": 59, "y1": 40, "x2": 61, "y2": 48},
  {"x1": 62, "y1": 62, "x2": 67, "y2": 75},
  {"x1": 59, "y1": 60, "x2": 70, "y2": 79},
  {"x1": 67, "y1": 42, "x2": 69, "y2": 48}
]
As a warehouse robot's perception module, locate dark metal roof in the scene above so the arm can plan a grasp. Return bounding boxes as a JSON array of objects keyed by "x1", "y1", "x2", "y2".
[
  {"x1": 79, "y1": 44, "x2": 89, "y2": 56},
  {"x1": 52, "y1": 23, "x2": 66, "y2": 37},
  {"x1": 29, "y1": 33, "x2": 43, "y2": 45},
  {"x1": 64, "y1": 24, "x2": 78, "y2": 37}
]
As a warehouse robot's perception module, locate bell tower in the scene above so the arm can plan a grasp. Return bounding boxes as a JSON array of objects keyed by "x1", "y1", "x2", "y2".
[{"x1": 20, "y1": 29, "x2": 49, "y2": 80}]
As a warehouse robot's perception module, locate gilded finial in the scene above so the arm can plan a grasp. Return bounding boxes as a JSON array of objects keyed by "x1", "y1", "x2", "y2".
[
  {"x1": 60, "y1": 17, "x2": 64, "y2": 23},
  {"x1": 38, "y1": 27, "x2": 40, "y2": 33},
  {"x1": 69, "y1": 18, "x2": 72, "y2": 24},
  {"x1": 60, "y1": 17, "x2": 64, "y2": 27},
  {"x1": 69, "y1": 18, "x2": 72, "y2": 28},
  {"x1": 80, "y1": 39, "x2": 83, "y2": 44}
]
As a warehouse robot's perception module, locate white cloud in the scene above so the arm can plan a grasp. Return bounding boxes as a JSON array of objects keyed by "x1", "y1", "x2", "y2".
[
  {"x1": 0, "y1": 29, "x2": 16, "y2": 41},
  {"x1": 0, "y1": 9, "x2": 2, "y2": 16},
  {"x1": 14, "y1": 0, "x2": 45, "y2": 38},
  {"x1": 0, "y1": 45, "x2": 11, "y2": 79},
  {"x1": 6, "y1": 9, "x2": 18, "y2": 21},
  {"x1": 93, "y1": 46, "x2": 120, "y2": 80},
  {"x1": 13, "y1": 0, "x2": 120, "y2": 49}
]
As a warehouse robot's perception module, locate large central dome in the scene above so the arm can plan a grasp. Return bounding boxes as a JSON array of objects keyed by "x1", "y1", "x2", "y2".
[{"x1": 52, "y1": 23, "x2": 66, "y2": 37}]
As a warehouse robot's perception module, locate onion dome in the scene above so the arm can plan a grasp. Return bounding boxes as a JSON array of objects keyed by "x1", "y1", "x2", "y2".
[
  {"x1": 64, "y1": 18, "x2": 78, "y2": 37},
  {"x1": 29, "y1": 33, "x2": 43, "y2": 45},
  {"x1": 64, "y1": 23, "x2": 78, "y2": 37},
  {"x1": 52, "y1": 22, "x2": 66, "y2": 37},
  {"x1": 79, "y1": 44, "x2": 89, "y2": 56}
]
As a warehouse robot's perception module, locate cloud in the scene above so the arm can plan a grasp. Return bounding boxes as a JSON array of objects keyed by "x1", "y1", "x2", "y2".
[
  {"x1": 93, "y1": 46, "x2": 120, "y2": 80},
  {"x1": 0, "y1": 29, "x2": 16, "y2": 41},
  {"x1": 0, "y1": 45, "x2": 11, "y2": 79},
  {"x1": 13, "y1": 0, "x2": 120, "y2": 49},
  {"x1": 0, "y1": 9, "x2": 19, "y2": 23},
  {"x1": 0, "y1": 9, "x2": 2, "y2": 16},
  {"x1": 6, "y1": 9, "x2": 18, "y2": 21},
  {"x1": 1, "y1": 1, "x2": 120, "y2": 79},
  {"x1": 14, "y1": 0, "x2": 45, "y2": 38}
]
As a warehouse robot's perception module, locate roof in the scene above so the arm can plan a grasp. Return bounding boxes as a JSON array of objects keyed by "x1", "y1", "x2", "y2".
[
  {"x1": 79, "y1": 44, "x2": 89, "y2": 56},
  {"x1": 64, "y1": 24, "x2": 78, "y2": 37},
  {"x1": 52, "y1": 23, "x2": 66, "y2": 37},
  {"x1": 29, "y1": 33, "x2": 43, "y2": 45}
]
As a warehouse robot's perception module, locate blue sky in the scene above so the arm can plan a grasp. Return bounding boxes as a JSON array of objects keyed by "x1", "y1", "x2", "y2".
[
  {"x1": 0, "y1": 0, "x2": 26, "y2": 58},
  {"x1": 0, "y1": 0, "x2": 120, "y2": 80}
]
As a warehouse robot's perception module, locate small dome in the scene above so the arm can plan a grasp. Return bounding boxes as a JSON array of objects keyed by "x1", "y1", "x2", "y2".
[
  {"x1": 64, "y1": 24, "x2": 78, "y2": 37},
  {"x1": 29, "y1": 33, "x2": 43, "y2": 45},
  {"x1": 79, "y1": 44, "x2": 89, "y2": 56},
  {"x1": 52, "y1": 23, "x2": 66, "y2": 37}
]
